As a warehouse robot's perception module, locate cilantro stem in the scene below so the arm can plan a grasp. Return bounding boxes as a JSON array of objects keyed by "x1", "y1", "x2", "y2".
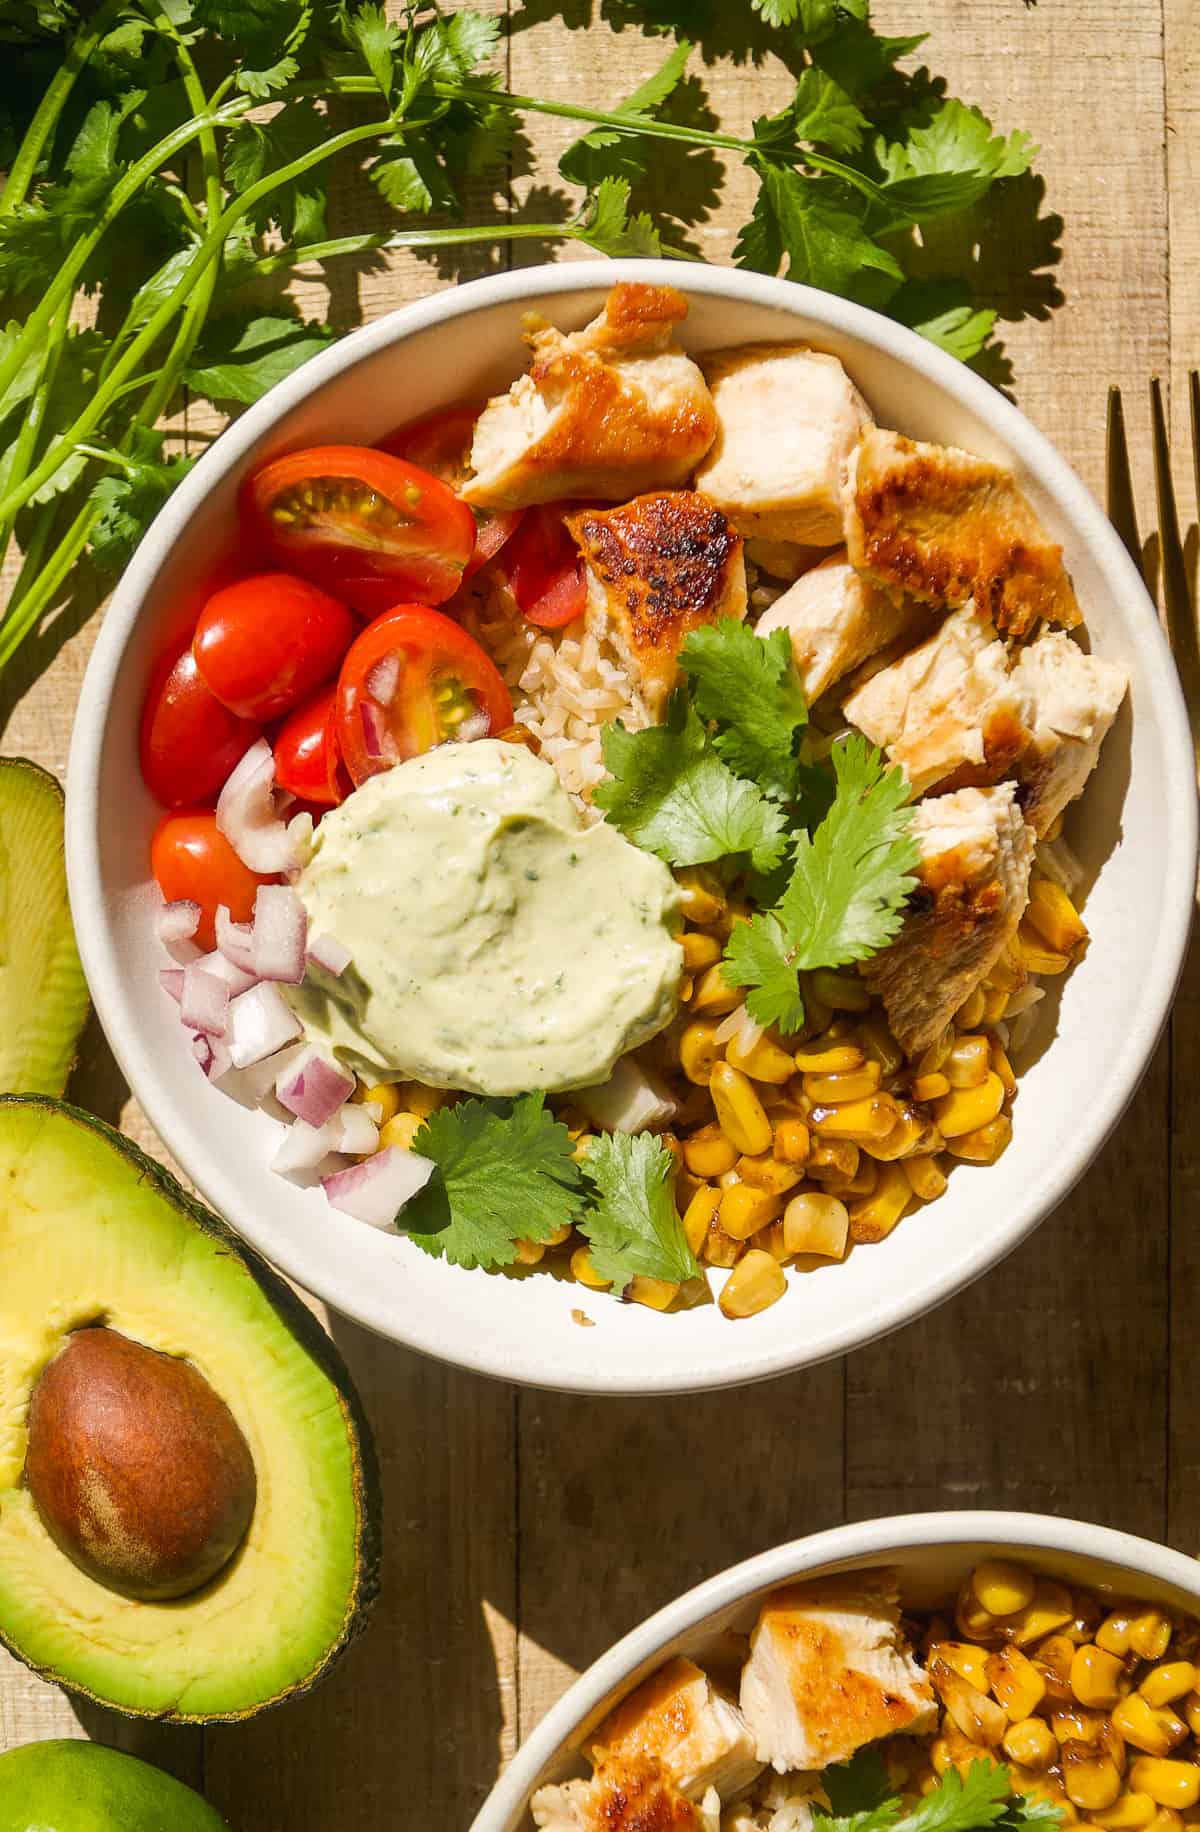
[
  {"x1": 430, "y1": 79, "x2": 749, "y2": 153},
  {"x1": 241, "y1": 232, "x2": 393, "y2": 278},
  {"x1": 0, "y1": 0, "x2": 126, "y2": 216},
  {"x1": 0, "y1": 302, "x2": 69, "y2": 583},
  {"x1": 0, "y1": 497, "x2": 93, "y2": 671}
]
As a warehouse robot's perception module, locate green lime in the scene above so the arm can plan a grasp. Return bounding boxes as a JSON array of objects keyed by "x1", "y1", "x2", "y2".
[{"x1": 0, "y1": 1740, "x2": 228, "y2": 1831}]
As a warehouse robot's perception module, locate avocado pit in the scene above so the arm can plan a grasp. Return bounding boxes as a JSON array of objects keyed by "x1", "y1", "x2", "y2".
[{"x1": 23, "y1": 1326, "x2": 256, "y2": 1602}]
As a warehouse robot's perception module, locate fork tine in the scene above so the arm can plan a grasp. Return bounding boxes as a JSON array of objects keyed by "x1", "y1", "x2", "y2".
[
  {"x1": 1190, "y1": 368, "x2": 1199, "y2": 521},
  {"x1": 1106, "y1": 384, "x2": 1142, "y2": 568},
  {"x1": 1151, "y1": 376, "x2": 1193, "y2": 644}
]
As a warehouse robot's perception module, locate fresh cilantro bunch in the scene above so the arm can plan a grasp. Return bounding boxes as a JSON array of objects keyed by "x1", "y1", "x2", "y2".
[
  {"x1": 818, "y1": 1748, "x2": 1061, "y2": 1832},
  {"x1": 0, "y1": 0, "x2": 1042, "y2": 676}
]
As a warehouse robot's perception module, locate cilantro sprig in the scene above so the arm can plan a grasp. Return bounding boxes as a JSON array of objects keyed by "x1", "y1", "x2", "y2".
[
  {"x1": 0, "y1": 2, "x2": 1043, "y2": 675},
  {"x1": 723, "y1": 734, "x2": 919, "y2": 1034},
  {"x1": 579, "y1": 1132, "x2": 701, "y2": 1291},
  {"x1": 818, "y1": 1749, "x2": 1062, "y2": 1832}
]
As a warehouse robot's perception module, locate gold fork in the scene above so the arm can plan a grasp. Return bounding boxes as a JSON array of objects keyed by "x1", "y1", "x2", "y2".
[{"x1": 1106, "y1": 371, "x2": 1200, "y2": 752}]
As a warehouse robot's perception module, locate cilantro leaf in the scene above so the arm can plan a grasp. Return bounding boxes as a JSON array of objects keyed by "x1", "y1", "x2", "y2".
[
  {"x1": 679, "y1": 619, "x2": 809, "y2": 802},
  {"x1": 810, "y1": 22, "x2": 927, "y2": 100},
  {"x1": 752, "y1": 0, "x2": 867, "y2": 38},
  {"x1": 574, "y1": 175, "x2": 667, "y2": 258},
  {"x1": 815, "y1": 1759, "x2": 1062, "y2": 1832},
  {"x1": 342, "y1": 0, "x2": 399, "y2": 100},
  {"x1": 580, "y1": 1131, "x2": 700, "y2": 1291},
  {"x1": 735, "y1": 165, "x2": 902, "y2": 293},
  {"x1": 560, "y1": 39, "x2": 692, "y2": 186},
  {"x1": 85, "y1": 428, "x2": 196, "y2": 574},
  {"x1": 596, "y1": 691, "x2": 788, "y2": 876},
  {"x1": 403, "y1": 1094, "x2": 583, "y2": 1272},
  {"x1": 878, "y1": 99, "x2": 1037, "y2": 217},
  {"x1": 821, "y1": 1750, "x2": 894, "y2": 1819},
  {"x1": 225, "y1": 101, "x2": 329, "y2": 244},
  {"x1": 183, "y1": 310, "x2": 334, "y2": 406},
  {"x1": 723, "y1": 735, "x2": 918, "y2": 1032},
  {"x1": 751, "y1": 69, "x2": 869, "y2": 158}
]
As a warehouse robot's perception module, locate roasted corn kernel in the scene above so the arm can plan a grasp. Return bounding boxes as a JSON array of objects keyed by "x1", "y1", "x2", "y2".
[
  {"x1": 726, "y1": 1032, "x2": 796, "y2": 1083},
  {"x1": 380, "y1": 1112, "x2": 424, "y2": 1151},
  {"x1": 360, "y1": 1081, "x2": 402, "y2": 1123},
  {"x1": 683, "y1": 1185, "x2": 722, "y2": 1256},
  {"x1": 628, "y1": 1276, "x2": 679, "y2": 1311},
  {"x1": 1128, "y1": 1763, "x2": 1200, "y2": 1811},
  {"x1": 753, "y1": 1219, "x2": 792, "y2": 1262},
  {"x1": 808, "y1": 1138, "x2": 860, "y2": 1180},
  {"x1": 811, "y1": 1093, "x2": 901, "y2": 1140},
  {"x1": 793, "y1": 1041, "x2": 865, "y2": 1073},
  {"x1": 720, "y1": 1180, "x2": 782, "y2": 1240},
  {"x1": 865, "y1": 1105, "x2": 942, "y2": 1162},
  {"x1": 1061, "y1": 1743, "x2": 1122, "y2": 1811},
  {"x1": 848, "y1": 1160, "x2": 911, "y2": 1243},
  {"x1": 1018, "y1": 922, "x2": 1073, "y2": 975},
  {"x1": 675, "y1": 868, "x2": 724, "y2": 925},
  {"x1": 932, "y1": 1659, "x2": 1007, "y2": 1745},
  {"x1": 844, "y1": 1155, "x2": 879, "y2": 1197},
  {"x1": 904, "y1": 1154, "x2": 949, "y2": 1202},
  {"x1": 703, "y1": 1216, "x2": 746, "y2": 1267},
  {"x1": 1003, "y1": 1715, "x2": 1056, "y2": 1770},
  {"x1": 1007, "y1": 1580, "x2": 1075, "y2": 1646},
  {"x1": 1072, "y1": 1644, "x2": 1127, "y2": 1710},
  {"x1": 737, "y1": 1152, "x2": 806, "y2": 1197},
  {"x1": 912, "y1": 1072, "x2": 951, "y2": 1102},
  {"x1": 719, "y1": 1248, "x2": 787, "y2": 1317},
  {"x1": 858, "y1": 1016, "x2": 905, "y2": 1077},
  {"x1": 513, "y1": 1238, "x2": 545, "y2": 1266},
  {"x1": 571, "y1": 1246, "x2": 611, "y2": 1290},
  {"x1": 1111, "y1": 1696, "x2": 1188, "y2": 1757},
  {"x1": 683, "y1": 1123, "x2": 739, "y2": 1179},
  {"x1": 934, "y1": 1642, "x2": 991, "y2": 1691},
  {"x1": 934, "y1": 1072, "x2": 1005, "y2": 1138},
  {"x1": 773, "y1": 1117, "x2": 811, "y2": 1165},
  {"x1": 804, "y1": 1061, "x2": 882, "y2": 1104},
  {"x1": 1026, "y1": 876, "x2": 1090, "y2": 956},
  {"x1": 394, "y1": 1079, "x2": 448, "y2": 1119},
  {"x1": 916, "y1": 1029, "x2": 954, "y2": 1078},
  {"x1": 1140, "y1": 1666, "x2": 1197, "y2": 1709},
  {"x1": 988, "y1": 1645, "x2": 1046, "y2": 1720},
  {"x1": 947, "y1": 1115, "x2": 1013, "y2": 1164},
  {"x1": 956, "y1": 985, "x2": 987, "y2": 1030},
  {"x1": 1129, "y1": 1613, "x2": 1174, "y2": 1663},
  {"x1": 1098, "y1": 1612, "x2": 1137, "y2": 1657},
  {"x1": 981, "y1": 986, "x2": 1010, "y2": 1025},
  {"x1": 680, "y1": 1019, "x2": 724, "y2": 1086},
  {"x1": 783, "y1": 1191, "x2": 849, "y2": 1259},
  {"x1": 1088, "y1": 1795, "x2": 1159, "y2": 1831},
  {"x1": 1182, "y1": 1693, "x2": 1200, "y2": 1738},
  {"x1": 681, "y1": 930, "x2": 722, "y2": 973},
  {"x1": 972, "y1": 1558, "x2": 1036, "y2": 1617},
  {"x1": 691, "y1": 963, "x2": 742, "y2": 1016},
  {"x1": 710, "y1": 1061, "x2": 774, "y2": 1156},
  {"x1": 810, "y1": 967, "x2": 871, "y2": 1011},
  {"x1": 946, "y1": 1035, "x2": 992, "y2": 1089},
  {"x1": 1052, "y1": 1705, "x2": 1109, "y2": 1746}
]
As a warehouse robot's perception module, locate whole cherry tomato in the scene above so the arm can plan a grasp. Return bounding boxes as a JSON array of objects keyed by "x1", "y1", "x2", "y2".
[
  {"x1": 151, "y1": 811, "x2": 273, "y2": 951},
  {"x1": 335, "y1": 604, "x2": 513, "y2": 786},
  {"x1": 140, "y1": 644, "x2": 262, "y2": 808},
  {"x1": 274, "y1": 685, "x2": 349, "y2": 807},
  {"x1": 382, "y1": 404, "x2": 523, "y2": 578},
  {"x1": 501, "y1": 504, "x2": 586, "y2": 628},
  {"x1": 243, "y1": 445, "x2": 477, "y2": 612},
  {"x1": 192, "y1": 572, "x2": 353, "y2": 721}
]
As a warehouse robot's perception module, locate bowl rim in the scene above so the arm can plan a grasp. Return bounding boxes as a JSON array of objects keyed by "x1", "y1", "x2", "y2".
[
  {"x1": 66, "y1": 258, "x2": 1199, "y2": 1392},
  {"x1": 471, "y1": 1508, "x2": 1200, "y2": 1830}
]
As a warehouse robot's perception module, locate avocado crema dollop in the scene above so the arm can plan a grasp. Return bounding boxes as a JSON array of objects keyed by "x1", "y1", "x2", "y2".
[{"x1": 288, "y1": 738, "x2": 684, "y2": 1096}]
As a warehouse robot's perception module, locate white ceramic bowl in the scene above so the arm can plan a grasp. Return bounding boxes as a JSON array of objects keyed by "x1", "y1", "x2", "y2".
[
  {"x1": 473, "y1": 1509, "x2": 1200, "y2": 1830},
  {"x1": 66, "y1": 260, "x2": 1196, "y2": 1394}
]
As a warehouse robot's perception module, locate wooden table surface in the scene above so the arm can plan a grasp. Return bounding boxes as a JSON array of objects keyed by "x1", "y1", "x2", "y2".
[{"x1": 2, "y1": 3, "x2": 1198, "y2": 1826}]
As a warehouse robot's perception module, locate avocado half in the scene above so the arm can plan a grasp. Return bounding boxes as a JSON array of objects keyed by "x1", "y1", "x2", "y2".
[
  {"x1": 0, "y1": 1097, "x2": 381, "y2": 1722},
  {"x1": 0, "y1": 758, "x2": 89, "y2": 1094}
]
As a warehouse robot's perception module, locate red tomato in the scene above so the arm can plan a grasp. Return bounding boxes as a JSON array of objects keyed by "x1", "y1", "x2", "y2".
[
  {"x1": 140, "y1": 644, "x2": 262, "y2": 809},
  {"x1": 502, "y1": 505, "x2": 586, "y2": 628},
  {"x1": 151, "y1": 812, "x2": 272, "y2": 951},
  {"x1": 243, "y1": 445, "x2": 477, "y2": 612},
  {"x1": 274, "y1": 685, "x2": 349, "y2": 807},
  {"x1": 192, "y1": 572, "x2": 353, "y2": 721},
  {"x1": 382, "y1": 405, "x2": 523, "y2": 578},
  {"x1": 335, "y1": 605, "x2": 513, "y2": 786}
]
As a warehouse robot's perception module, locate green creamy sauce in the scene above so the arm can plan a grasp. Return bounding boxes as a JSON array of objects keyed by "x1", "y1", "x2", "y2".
[{"x1": 289, "y1": 739, "x2": 683, "y2": 1096}]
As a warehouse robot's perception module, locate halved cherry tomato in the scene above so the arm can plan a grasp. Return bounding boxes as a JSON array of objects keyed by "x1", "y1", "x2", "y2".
[
  {"x1": 336, "y1": 605, "x2": 513, "y2": 786},
  {"x1": 502, "y1": 504, "x2": 586, "y2": 628},
  {"x1": 274, "y1": 684, "x2": 350, "y2": 807},
  {"x1": 151, "y1": 811, "x2": 273, "y2": 951},
  {"x1": 193, "y1": 572, "x2": 353, "y2": 721},
  {"x1": 243, "y1": 445, "x2": 477, "y2": 613},
  {"x1": 140, "y1": 644, "x2": 262, "y2": 809},
  {"x1": 382, "y1": 404, "x2": 523, "y2": 578}
]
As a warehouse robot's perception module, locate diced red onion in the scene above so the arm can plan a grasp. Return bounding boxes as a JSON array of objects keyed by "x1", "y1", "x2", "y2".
[
  {"x1": 275, "y1": 1046, "x2": 355, "y2": 1129},
  {"x1": 360, "y1": 700, "x2": 389, "y2": 761},
  {"x1": 159, "y1": 968, "x2": 184, "y2": 1003},
  {"x1": 307, "y1": 932, "x2": 352, "y2": 977},
  {"x1": 366, "y1": 655, "x2": 400, "y2": 706},
  {"x1": 251, "y1": 884, "x2": 308, "y2": 985},
  {"x1": 215, "y1": 904, "x2": 257, "y2": 974},
  {"x1": 227, "y1": 981, "x2": 303, "y2": 1069},
  {"x1": 336, "y1": 1104, "x2": 379, "y2": 1156},
  {"x1": 156, "y1": 899, "x2": 201, "y2": 945},
  {"x1": 216, "y1": 738, "x2": 308, "y2": 875},
  {"x1": 323, "y1": 1146, "x2": 434, "y2": 1229},
  {"x1": 181, "y1": 963, "x2": 231, "y2": 1037},
  {"x1": 191, "y1": 1030, "x2": 233, "y2": 1080},
  {"x1": 196, "y1": 947, "x2": 257, "y2": 997},
  {"x1": 458, "y1": 710, "x2": 490, "y2": 743},
  {"x1": 574, "y1": 1056, "x2": 677, "y2": 1134},
  {"x1": 360, "y1": 1101, "x2": 383, "y2": 1125},
  {"x1": 272, "y1": 1114, "x2": 343, "y2": 1173}
]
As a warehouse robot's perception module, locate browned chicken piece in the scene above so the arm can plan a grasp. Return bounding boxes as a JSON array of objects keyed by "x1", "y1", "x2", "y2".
[
  {"x1": 844, "y1": 426, "x2": 1082, "y2": 638},
  {"x1": 862, "y1": 784, "x2": 1036, "y2": 1055},
  {"x1": 1009, "y1": 631, "x2": 1128, "y2": 837},
  {"x1": 841, "y1": 604, "x2": 1030, "y2": 796},
  {"x1": 565, "y1": 492, "x2": 747, "y2": 722},
  {"x1": 589, "y1": 1656, "x2": 762, "y2": 1803},
  {"x1": 755, "y1": 548, "x2": 934, "y2": 704},
  {"x1": 531, "y1": 1759, "x2": 721, "y2": 1831},
  {"x1": 695, "y1": 345, "x2": 873, "y2": 546},
  {"x1": 462, "y1": 284, "x2": 717, "y2": 511},
  {"x1": 739, "y1": 1571, "x2": 936, "y2": 1774}
]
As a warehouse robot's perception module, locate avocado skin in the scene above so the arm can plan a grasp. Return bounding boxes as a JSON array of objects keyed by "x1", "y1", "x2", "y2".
[
  {"x1": 0, "y1": 758, "x2": 89, "y2": 1095},
  {"x1": 0, "y1": 1740, "x2": 229, "y2": 1831},
  {"x1": 0, "y1": 1095, "x2": 382, "y2": 1721}
]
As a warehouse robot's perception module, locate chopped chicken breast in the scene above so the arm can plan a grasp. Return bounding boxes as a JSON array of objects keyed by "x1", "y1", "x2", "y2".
[
  {"x1": 755, "y1": 548, "x2": 933, "y2": 704},
  {"x1": 1009, "y1": 631, "x2": 1127, "y2": 837},
  {"x1": 590, "y1": 1656, "x2": 763, "y2": 1803},
  {"x1": 739, "y1": 1572, "x2": 936, "y2": 1775},
  {"x1": 566, "y1": 492, "x2": 747, "y2": 722},
  {"x1": 462, "y1": 284, "x2": 717, "y2": 510},
  {"x1": 841, "y1": 604, "x2": 1030, "y2": 796},
  {"x1": 862, "y1": 783, "x2": 1036, "y2": 1054},
  {"x1": 695, "y1": 345, "x2": 873, "y2": 546},
  {"x1": 845, "y1": 427, "x2": 1082, "y2": 638},
  {"x1": 532, "y1": 1764, "x2": 721, "y2": 1831}
]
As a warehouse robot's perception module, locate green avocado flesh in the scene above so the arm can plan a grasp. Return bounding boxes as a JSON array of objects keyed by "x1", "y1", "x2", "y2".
[
  {"x1": 0, "y1": 759, "x2": 88, "y2": 1095},
  {"x1": 0, "y1": 1098, "x2": 381, "y2": 1722},
  {"x1": 0, "y1": 1740, "x2": 228, "y2": 1832}
]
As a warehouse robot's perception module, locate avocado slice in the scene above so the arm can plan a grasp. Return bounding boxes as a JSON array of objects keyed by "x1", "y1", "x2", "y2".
[
  {"x1": 0, "y1": 759, "x2": 89, "y2": 1094},
  {"x1": 0, "y1": 1740, "x2": 228, "y2": 1831},
  {"x1": 0, "y1": 1097, "x2": 381, "y2": 1722}
]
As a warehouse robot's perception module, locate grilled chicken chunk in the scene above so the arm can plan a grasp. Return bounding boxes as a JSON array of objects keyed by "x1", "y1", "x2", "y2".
[
  {"x1": 1009, "y1": 631, "x2": 1127, "y2": 837},
  {"x1": 532, "y1": 1763, "x2": 721, "y2": 1831},
  {"x1": 590, "y1": 1656, "x2": 763, "y2": 1803},
  {"x1": 740, "y1": 1572, "x2": 936, "y2": 1774},
  {"x1": 462, "y1": 284, "x2": 717, "y2": 511},
  {"x1": 695, "y1": 345, "x2": 873, "y2": 546},
  {"x1": 845, "y1": 427, "x2": 1082, "y2": 639},
  {"x1": 566, "y1": 492, "x2": 747, "y2": 722},
  {"x1": 841, "y1": 604, "x2": 1029, "y2": 796},
  {"x1": 862, "y1": 784, "x2": 1036, "y2": 1055},
  {"x1": 755, "y1": 549, "x2": 933, "y2": 704}
]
